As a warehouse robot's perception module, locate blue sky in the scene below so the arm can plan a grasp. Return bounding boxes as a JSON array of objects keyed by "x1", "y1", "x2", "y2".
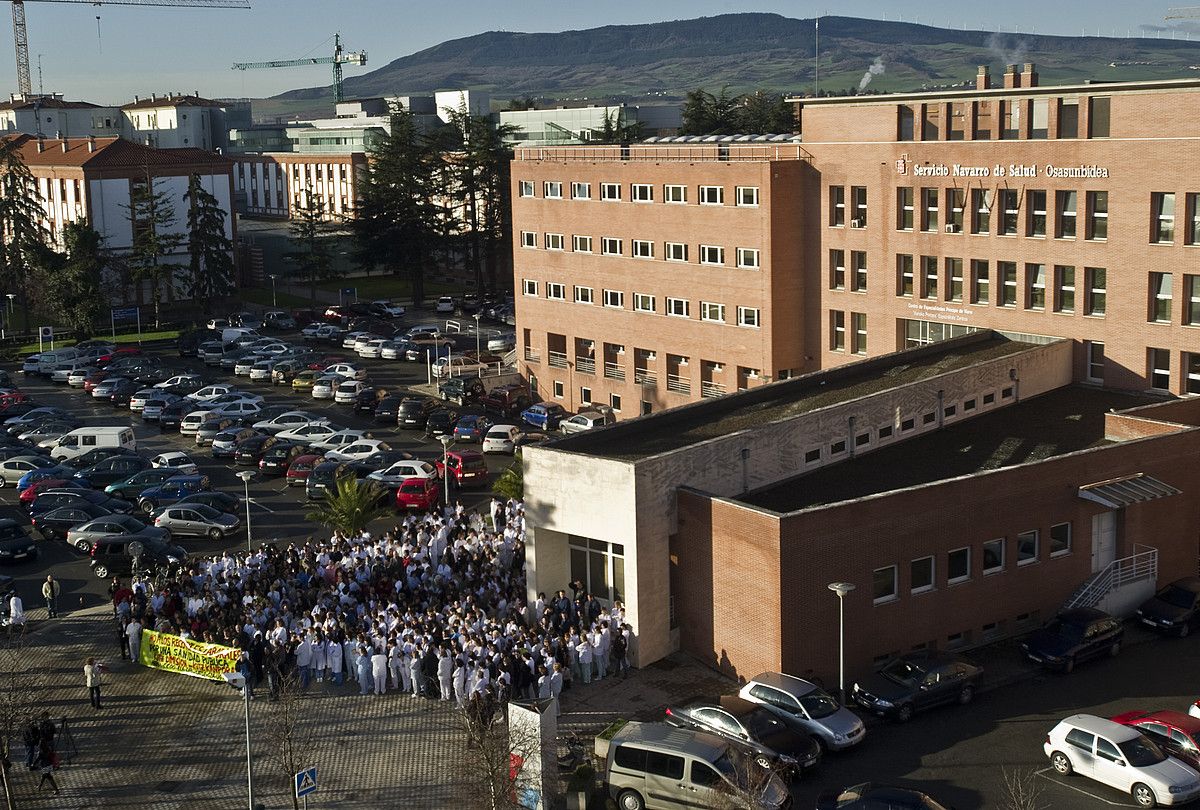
[{"x1": 14, "y1": 0, "x2": 1192, "y2": 103}]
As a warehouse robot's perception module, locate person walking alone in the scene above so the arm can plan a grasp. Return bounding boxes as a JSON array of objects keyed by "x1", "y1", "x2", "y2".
[
  {"x1": 8, "y1": 591, "x2": 24, "y2": 636},
  {"x1": 41, "y1": 576, "x2": 60, "y2": 619},
  {"x1": 83, "y1": 657, "x2": 104, "y2": 709},
  {"x1": 34, "y1": 740, "x2": 58, "y2": 794}
]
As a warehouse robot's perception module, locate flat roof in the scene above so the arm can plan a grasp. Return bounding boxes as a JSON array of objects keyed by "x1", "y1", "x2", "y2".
[
  {"x1": 739, "y1": 385, "x2": 1161, "y2": 514},
  {"x1": 788, "y1": 77, "x2": 1200, "y2": 106},
  {"x1": 560, "y1": 333, "x2": 1034, "y2": 462}
]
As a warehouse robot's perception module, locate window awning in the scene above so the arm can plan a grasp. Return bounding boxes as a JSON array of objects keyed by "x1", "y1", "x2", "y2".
[{"x1": 1078, "y1": 473, "x2": 1180, "y2": 509}]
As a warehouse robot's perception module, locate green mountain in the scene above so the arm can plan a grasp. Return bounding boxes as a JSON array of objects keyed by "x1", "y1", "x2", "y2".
[{"x1": 268, "y1": 13, "x2": 1200, "y2": 111}]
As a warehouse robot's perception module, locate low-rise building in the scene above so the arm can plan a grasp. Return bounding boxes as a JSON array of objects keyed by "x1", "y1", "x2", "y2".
[
  {"x1": 0, "y1": 93, "x2": 120, "y2": 138},
  {"x1": 499, "y1": 103, "x2": 682, "y2": 147},
  {"x1": 120, "y1": 93, "x2": 238, "y2": 151}
]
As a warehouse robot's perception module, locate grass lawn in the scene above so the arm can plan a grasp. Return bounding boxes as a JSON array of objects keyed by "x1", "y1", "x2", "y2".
[
  {"x1": 14, "y1": 329, "x2": 181, "y2": 354},
  {"x1": 239, "y1": 287, "x2": 315, "y2": 309},
  {"x1": 314, "y1": 276, "x2": 458, "y2": 301}
]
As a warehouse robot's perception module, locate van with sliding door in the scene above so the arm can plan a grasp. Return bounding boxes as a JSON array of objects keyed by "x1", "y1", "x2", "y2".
[{"x1": 49, "y1": 426, "x2": 137, "y2": 462}]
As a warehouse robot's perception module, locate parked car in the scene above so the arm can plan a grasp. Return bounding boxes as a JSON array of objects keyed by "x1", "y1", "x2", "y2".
[
  {"x1": 233, "y1": 434, "x2": 281, "y2": 465},
  {"x1": 436, "y1": 449, "x2": 489, "y2": 488},
  {"x1": 150, "y1": 451, "x2": 199, "y2": 476},
  {"x1": 324, "y1": 439, "x2": 391, "y2": 464},
  {"x1": 367, "y1": 459, "x2": 437, "y2": 489},
  {"x1": 72, "y1": 454, "x2": 150, "y2": 489},
  {"x1": 69, "y1": 514, "x2": 170, "y2": 555},
  {"x1": 816, "y1": 784, "x2": 952, "y2": 810},
  {"x1": 259, "y1": 442, "x2": 308, "y2": 475},
  {"x1": 151, "y1": 503, "x2": 240, "y2": 540},
  {"x1": 32, "y1": 503, "x2": 115, "y2": 542},
  {"x1": 175, "y1": 491, "x2": 240, "y2": 514},
  {"x1": 664, "y1": 695, "x2": 821, "y2": 776},
  {"x1": 136, "y1": 473, "x2": 211, "y2": 513},
  {"x1": 29, "y1": 487, "x2": 131, "y2": 517},
  {"x1": 738, "y1": 671, "x2": 866, "y2": 751},
  {"x1": 253, "y1": 410, "x2": 329, "y2": 435},
  {"x1": 0, "y1": 520, "x2": 37, "y2": 565},
  {"x1": 89, "y1": 535, "x2": 186, "y2": 579},
  {"x1": 425, "y1": 408, "x2": 459, "y2": 437},
  {"x1": 395, "y1": 476, "x2": 441, "y2": 510},
  {"x1": 850, "y1": 651, "x2": 982, "y2": 722},
  {"x1": 396, "y1": 397, "x2": 439, "y2": 430},
  {"x1": 481, "y1": 424, "x2": 520, "y2": 454},
  {"x1": 1112, "y1": 710, "x2": 1200, "y2": 772},
  {"x1": 434, "y1": 295, "x2": 456, "y2": 314},
  {"x1": 520, "y1": 403, "x2": 568, "y2": 430},
  {"x1": 104, "y1": 467, "x2": 187, "y2": 500},
  {"x1": 263, "y1": 310, "x2": 296, "y2": 330},
  {"x1": 369, "y1": 300, "x2": 406, "y2": 319},
  {"x1": 1045, "y1": 713, "x2": 1200, "y2": 808},
  {"x1": 305, "y1": 460, "x2": 355, "y2": 501},
  {"x1": 479, "y1": 384, "x2": 531, "y2": 418},
  {"x1": 1021, "y1": 607, "x2": 1124, "y2": 672},
  {"x1": 1136, "y1": 577, "x2": 1200, "y2": 637},
  {"x1": 286, "y1": 454, "x2": 323, "y2": 487},
  {"x1": 276, "y1": 422, "x2": 342, "y2": 444},
  {"x1": 0, "y1": 455, "x2": 57, "y2": 487},
  {"x1": 439, "y1": 376, "x2": 486, "y2": 405},
  {"x1": 559, "y1": 409, "x2": 616, "y2": 434}
]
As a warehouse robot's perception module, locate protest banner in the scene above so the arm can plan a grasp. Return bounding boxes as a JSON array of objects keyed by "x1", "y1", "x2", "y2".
[{"x1": 138, "y1": 630, "x2": 241, "y2": 681}]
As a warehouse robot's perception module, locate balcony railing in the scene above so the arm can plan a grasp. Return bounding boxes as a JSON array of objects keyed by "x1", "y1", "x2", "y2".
[
  {"x1": 548, "y1": 350, "x2": 568, "y2": 369},
  {"x1": 701, "y1": 381, "x2": 727, "y2": 398},
  {"x1": 666, "y1": 374, "x2": 691, "y2": 395},
  {"x1": 523, "y1": 348, "x2": 540, "y2": 363},
  {"x1": 634, "y1": 369, "x2": 656, "y2": 387},
  {"x1": 604, "y1": 362, "x2": 625, "y2": 381},
  {"x1": 575, "y1": 356, "x2": 595, "y2": 375}
]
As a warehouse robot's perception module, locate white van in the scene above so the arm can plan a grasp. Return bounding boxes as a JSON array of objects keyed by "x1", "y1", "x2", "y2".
[
  {"x1": 50, "y1": 426, "x2": 137, "y2": 461},
  {"x1": 605, "y1": 721, "x2": 789, "y2": 810},
  {"x1": 36, "y1": 348, "x2": 80, "y2": 375}
]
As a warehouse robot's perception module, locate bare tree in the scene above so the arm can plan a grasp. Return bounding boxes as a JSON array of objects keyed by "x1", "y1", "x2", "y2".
[
  {"x1": 707, "y1": 751, "x2": 789, "y2": 810},
  {"x1": 0, "y1": 625, "x2": 32, "y2": 809},
  {"x1": 259, "y1": 668, "x2": 315, "y2": 810},
  {"x1": 452, "y1": 697, "x2": 554, "y2": 810},
  {"x1": 1000, "y1": 766, "x2": 1046, "y2": 810}
]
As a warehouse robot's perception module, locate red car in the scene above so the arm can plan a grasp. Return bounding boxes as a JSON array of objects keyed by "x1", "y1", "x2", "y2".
[
  {"x1": 83, "y1": 370, "x2": 111, "y2": 392},
  {"x1": 95, "y1": 347, "x2": 142, "y2": 366},
  {"x1": 395, "y1": 476, "x2": 440, "y2": 510},
  {"x1": 435, "y1": 449, "x2": 489, "y2": 488},
  {"x1": 1111, "y1": 710, "x2": 1200, "y2": 770},
  {"x1": 285, "y1": 453, "x2": 324, "y2": 487},
  {"x1": 19, "y1": 478, "x2": 70, "y2": 508}
]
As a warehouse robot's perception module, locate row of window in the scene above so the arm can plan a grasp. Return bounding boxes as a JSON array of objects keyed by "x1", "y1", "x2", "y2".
[
  {"x1": 518, "y1": 180, "x2": 760, "y2": 207},
  {"x1": 896, "y1": 95, "x2": 1109, "y2": 142},
  {"x1": 520, "y1": 280, "x2": 762, "y2": 327},
  {"x1": 518, "y1": 232, "x2": 761, "y2": 269},
  {"x1": 1148, "y1": 349, "x2": 1200, "y2": 394},
  {"x1": 873, "y1": 523, "x2": 1072, "y2": 605},
  {"x1": 829, "y1": 311, "x2": 868, "y2": 355}
]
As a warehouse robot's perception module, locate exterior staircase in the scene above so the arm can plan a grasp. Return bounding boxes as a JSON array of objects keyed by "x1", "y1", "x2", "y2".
[{"x1": 1063, "y1": 544, "x2": 1158, "y2": 616}]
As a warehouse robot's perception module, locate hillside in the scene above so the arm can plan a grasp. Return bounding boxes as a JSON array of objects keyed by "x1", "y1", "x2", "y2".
[{"x1": 267, "y1": 13, "x2": 1200, "y2": 115}]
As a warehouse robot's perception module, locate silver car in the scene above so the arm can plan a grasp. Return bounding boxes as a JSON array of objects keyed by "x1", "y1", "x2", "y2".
[
  {"x1": 65, "y1": 513, "x2": 169, "y2": 553},
  {"x1": 150, "y1": 503, "x2": 239, "y2": 540},
  {"x1": 0, "y1": 455, "x2": 56, "y2": 487},
  {"x1": 738, "y1": 671, "x2": 866, "y2": 751}
]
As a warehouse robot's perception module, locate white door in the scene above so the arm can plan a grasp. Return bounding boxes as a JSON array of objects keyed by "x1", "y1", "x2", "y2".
[
  {"x1": 1092, "y1": 512, "x2": 1116, "y2": 573},
  {"x1": 1091, "y1": 738, "x2": 1130, "y2": 791}
]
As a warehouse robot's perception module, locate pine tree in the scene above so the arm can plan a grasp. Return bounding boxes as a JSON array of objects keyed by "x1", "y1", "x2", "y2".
[
  {"x1": 124, "y1": 172, "x2": 184, "y2": 329},
  {"x1": 0, "y1": 137, "x2": 47, "y2": 335},
  {"x1": 182, "y1": 174, "x2": 234, "y2": 321},
  {"x1": 34, "y1": 222, "x2": 106, "y2": 340},
  {"x1": 284, "y1": 193, "x2": 339, "y2": 304}
]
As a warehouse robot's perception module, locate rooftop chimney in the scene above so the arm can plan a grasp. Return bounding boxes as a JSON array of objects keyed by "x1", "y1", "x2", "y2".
[
  {"x1": 1003, "y1": 64, "x2": 1020, "y2": 89},
  {"x1": 133, "y1": 94, "x2": 139, "y2": 102},
  {"x1": 60, "y1": 139, "x2": 68, "y2": 152},
  {"x1": 976, "y1": 65, "x2": 991, "y2": 91},
  {"x1": 35, "y1": 139, "x2": 43, "y2": 153},
  {"x1": 1021, "y1": 62, "x2": 1039, "y2": 88},
  {"x1": 87, "y1": 135, "x2": 95, "y2": 153}
]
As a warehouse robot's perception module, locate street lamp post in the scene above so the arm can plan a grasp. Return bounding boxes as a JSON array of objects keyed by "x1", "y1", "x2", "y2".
[
  {"x1": 224, "y1": 672, "x2": 255, "y2": 810},
  {"x1": 827, "y1": 582, "x2": 856, "y2": 705},
  {"x1": 236, "y1": 470, "x2": 254, "y2": 554},
  {"x1": 472, "y1": 312, "x2": 482, "y2": 365},
  {"x1": 439, "y1": 434, "x2": 453, "y2": 509},
  {"x1": 268, "y1": 274, "x2": 277, "y2": 308}
]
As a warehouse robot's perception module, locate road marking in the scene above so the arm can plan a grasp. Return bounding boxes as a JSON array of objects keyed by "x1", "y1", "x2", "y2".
[
  {"x1": 246, "y1": 498, "x2": 274, "y2": 514},
  {"x1": 1035, "y1": 767, "x2": 1136, "y2": 807}
]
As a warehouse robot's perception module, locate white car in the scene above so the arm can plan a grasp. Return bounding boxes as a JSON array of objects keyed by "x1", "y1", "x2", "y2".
[
  {"x1": 179, "y1": 410, "x2": 216, "y2": 435},
  {"x1": 432, "y1": 356, "x2": 488, "y2": 379},
  {"x1": 435, "y1": 296, "x2": 456, "y2": 314},
  {"x1": 324, "y1": 363, "x2": 367, "y2": 382},
  {"x1": 481, "y1": 424, "x2": 520, "y2": 454},
  {"x1": 380, "y1": 341, "x2": 405, "y2": 360},
  {"x1": 367, "y1": 459, "x2": 438, "y2": 488},
  {"x1": 276, "y1": 422, "x2": 342, "y2": 444},
  {"x1": 128, "y1": 388, "x2": 159, "y2": 413},
  {"x1": 207, "y1": 392, "x2": 264, "y2": 408},
  {"x1": 311, "y1": 374, "x2": 344, "y2": 400},
  {"x1": 1045, "y1": 714, "x2": 1200, "y2": 807},
  {"x1": 248, "y1": 361, "x2": 275, "y2": 382},
  {"x1": 141, "y1": 394, "x2": 181, "y2": 421},
  {"x1": 333, "y1": 380, "x2": 367, "y2": 404},
  {"x1": 353, "y1": 334, "x2": 383, "y2": 354},
  {"x1": 357, "y1": 339, "x2": 388, "y2": 359},
  {"x1": 342, "y1": 331, "x2": 371, "y2": 350},
  {"x1": 253, "y1": 411, "x2": 329, "y2": 435},
  {"x1": 233, "y1": 358, "x2": 258, "y2": 376},
  {"x1": 154, "y1": 374, "x2": 202, "y2": 390},
  {"x1": 67, "y1": 367, "x2": 97, "y2": 387},
  {"x1": 309, "y1": 429, "x2": 369, "y2": 453},
  {"x1": 372, "y1": 300, "x2": 406, "y2": 318},
  {"x1": 324, "y1": 438, "x2": 391, "y2": 463},
  {"x1": 189, "y1": 384, "x2": 235, "y2": 403},
  {"x1": 150, "y1": 451, "x2": 199, "y2": 475}
]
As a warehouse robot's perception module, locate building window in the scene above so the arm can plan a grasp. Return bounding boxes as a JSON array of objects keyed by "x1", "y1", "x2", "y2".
[
  {"x1": 851, "y1": 251, "x2": 867, "y2": 292},
  {"x1": 1150, "y1": 273, "x2": 1173, "y2": 323},
  {"x1": 574, "y1": 286, "x2": 594, "y2": 305},
  {"x1": 921, "y1": 187, "x2": 939, "y2": 232},
  {"x1": 999, "y1": 189, "x2": 1019, "y2": 236},
  {"x1": 873, "y1": 565, "x2": 898, "y2": 604},
  {"x1": 831, "y1": 311, "x2": 845, "y2": 352},
  {"x1": 700, "y1": 245, "x2": 725, "y2": 266},
  {"x1": 805, "y1": 448, "x2": 821, "y2": 464},
  {"x1": 851, "y1": 186, "x2": 867, "y2": 227},
  {"x1": 1150, "y1": 348, "x2": 1171, "y2": 390},
  {"x1": 891, "y1": 255, "x2": 912, "y2": 299},
  {"x1": 921, "y1": 256, "x2": 938, "y2": 300},
  {"x1": 666, "y1": 297, "x2": 690, "y2": 318},
  {"x1": 1087, "y1": 341, "x2": 1106, "y2": 383},
  {"x1": 543, "y1": 181, "x2": 562, "y2": 199},
  {"x1": 851, "y1": 312, "x2": 867, "y2": 355},
  {"x1": 1026, "y1": 264, "x2": 1046, "y2": 310},
  {"x1": 631, "y1": 183, "x2": 653, "y2": 203},
  {"x1": 1057, "y1": 191, "x2": 1077, "y2": 238},
  {"x1": 665, "y1": 242, "x2": 688, "y2": 262},
  {"x1": 603, "y1": 289, "x2": 624, "y2": 309},
  {"x1": 632, "y1": 240, "x2": 654, "y2": 259},
  {"x1": 1085, "y1": 267, "x2": 1107, "y2": 316},
  {"x1": 579, "y1": 387, "x2": 591, "y2": 405},
  {"x1": 1152, "y1": 193, "x2": 1176, "y2": 244},
  {"x1": 571, "y1": 182, "x2": 591, "y2": 200},
  {"x1": 610, "y1": 393, "x2": 622, "y2": 412},
  {"x1": 911, "y1": 557, "x2": 934, "y2": 594},
  {"x1": 573, "y1": 235, "x2": 593, "y2": 253},
  {"x1": 1054, "y1": 266, "x2": 1075, "y2": 313},
  {"x1": 1059, "y1": 98, "x2": 1079, "y2": 138},
  {"x1": 546, "y1": 283, "x2": 565, "y2": 301},
  {"x1": 568, "y1": 536, "x2": 626, "y2": 605},
  {"x1": 947, "y1": 188, "x2": 965, "y2": 232},
  {"x1": 999, "y1": 262, "x2": 1018, "y2": 307},
  {"x1": 633, "y1": 293, "x2": 655, "y2": 313},
  {"x1": 897, "y1": 187, "x2": 914, "y2": 230},
  {"x1": 1188, "y1": 194, "x2": 1200, "y2": 245},
  {"x1": 982, "y1": 538, "x2": 1005, "y2": 574},
  {"x1": 522, "y1": 279, "x2": 537, "y2": 296},
  {"x1": 736, "y1": 186, "x2": 759, "y2": 206},
  {"x1": 1089, "y1": 96, "x2": 1111, "y2": 138},
  {"x1": 830, "y1": 186, "x2": 845, "y2": 226},
  {"x1": 1027, "y1": 189, "x2": 1047, "y2": 237},
  {"x1": 972, "y1": 188, "x2": 992, "y2": 234},
  {"x1": 1188, "y1": 353, "x2": 1200, "y2": 394},
  {"x1": 830, "y1": 249, "x2": 845, "y2": 290},
  {"x1": 898, "y1": 105, "x2": 915, "y2": 140},
  {"x1": 946, "y1": 258, "x2": 963, "y2": 302},
  {"x1": 601, "y1": 183, "x2": 621, "y2": 201},
  {"x1": 737, "y1": 307, "x2": 760, "y2": 328},
  {"x1": 1017, "y1": 530, "x2": 1039, "y2": 565},
  {"x1": 1087, "y1": 191, "x2": 1108, "y2": 240},
  {"x1": 544, "y1": 233, "x2": 564, "y2": 251},
  {"x1": 971, "y1": 260, "x2": 990, "y2": 305},
  {"x1": 700, "y1": 302, "x2": 725, "y2": 323},
  {"x1": 553, "y1": 381, "x2": 564, "y2": 398},
  {"x1": 830, "y1": 440, "x2": 846, "y2": 455},
  {"x1": 947, "y1": 547, "x2": 970, "y2": 584},
  {"x1": 736, "y1": 248, "x2": 760, "y2": 269},
  {"x1": 1001, "y1": 99, "x2": 1021, "y2": 139},
  {"x1": 664, "y1": 184, "x2": 686, "y2": 204},
  {"x1": 699, "y1": 185, "x2": 724, "y2": 205},
  {"x1": 1186, "y1": 275, "x2": 1200, "y2": 326},
  {"x1": 601, "y1": 237, "x2": 623, "y2": 256},
  {"x1": 922, "y1": 104, "x2": 941, "y2": 140},
  {"x1": 520, "y1": 231, "x2": 536, "y2": 248},
  {"x1": 518, "y1": 180, "x2": 534, "y2": 198},
  {"x1": 1050, "y1": 523, "x2": 1072, "y2": 557}
]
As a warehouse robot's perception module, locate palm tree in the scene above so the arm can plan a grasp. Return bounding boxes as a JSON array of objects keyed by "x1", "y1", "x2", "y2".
[
  {"x1": 492, "y1": 456, "x2": 523, "y2": 501},
  {"x1": 304, "y1": 477, "x2": 391, "y2": 535}
]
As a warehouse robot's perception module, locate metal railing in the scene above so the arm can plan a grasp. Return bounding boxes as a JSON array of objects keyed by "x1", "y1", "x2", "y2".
[
  {"x1": 700, "y1": 380, "x2": 727, "y2": 398},
  {"x1": 574, "y1": 356, "x2": 595, "y2": 375},
  {"x1": 1063, "y1": 544, "x2": 1158, "y2": 611},
  {"x1": 666, "y1": 374, "x2": 691, "y2": 394},
  {"x1": 514, "y1": 143, "x2": 810, "y2": 163},
  {"x1": 634, "y1": 369, "x2": 656, "y2": 387},
  {"x1": 548, "y1": 350, "x2": 568, "y2": 369},
  {"x1": 604, "y1": 362, "x2": 625, "y2": 381},
  {"x1": 523, "y1": 348, "x2": 540, "y2": 363}
]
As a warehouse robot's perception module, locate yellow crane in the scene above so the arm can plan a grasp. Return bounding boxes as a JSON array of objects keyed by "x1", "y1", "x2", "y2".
[{"x1": 7, "y1": 0, "x2": 250, "y2": 96}]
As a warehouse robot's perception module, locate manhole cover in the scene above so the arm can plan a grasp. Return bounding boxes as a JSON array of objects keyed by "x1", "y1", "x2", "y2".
[{"x1": 155, "y1": 781, "x2": 181, "y2": 794}]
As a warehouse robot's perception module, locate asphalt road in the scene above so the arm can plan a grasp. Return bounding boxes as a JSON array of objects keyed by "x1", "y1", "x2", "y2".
[
  {"x1": 0, "y1": 316, "x2": 517, "y2": 610},
  {"x1": 789, "y1": 630, "x2": 1200, "y2": 809}
]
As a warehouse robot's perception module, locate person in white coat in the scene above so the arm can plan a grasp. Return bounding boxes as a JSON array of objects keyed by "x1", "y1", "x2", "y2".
[
  {"x1": 371, "y1": 646, "x2": 388, "y2": 695},
  {"x1": 575, "y1": 638, "x2": 593, "y2": 685},
  {"x1": 453, "y1": 656, "x2": 468, "y2": 708},
  {"x1": 408, "y1": 643, "x2": 423, "y2": 697},
  {"x1": 310, "y1": 634, "x2": 327, "y2": 683},
  {"x1": 125, "y1": 617, "x2": 142, "y2": 665},
  {"x1": 437, "y1": 648, "x2": 453, "y2": 701},
  {"x1": 295, "y1": 635, "x2": 314, "y2": 690},
  {"x1": 327, "y1": 638, "x2": 344, "y2": 687},
  {"x1": 388, "y1": 643, "x2": 404, "y2": 692},
  {"x1": 549, "y1": 662, "x2": 564, "y2": 716},
  {"x1": 8, "y1": 593, "x2": 25, "y2": 635}
]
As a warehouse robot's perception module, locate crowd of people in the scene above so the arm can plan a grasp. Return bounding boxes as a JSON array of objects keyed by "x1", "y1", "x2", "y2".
[{"x1": 108, "y1": 498, "x2": 635, "y2": 720}]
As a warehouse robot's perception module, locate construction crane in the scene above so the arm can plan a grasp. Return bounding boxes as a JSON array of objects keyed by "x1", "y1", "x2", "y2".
[
  {"x1": 232, "y1": 33, "x2": 366, "y2": 103},
  {"x1": 7, "y1": 0, "x2": 250, "y2": 96}
]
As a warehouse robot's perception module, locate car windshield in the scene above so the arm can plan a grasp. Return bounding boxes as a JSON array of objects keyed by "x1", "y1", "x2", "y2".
[
  {"x1": 797, "y1": 688, "x2": 840, "y2": 719},
  {"x1": 880, "y1": 659, "x2": 926, "y2": 686},
  {"x1": 1157, "y1": 585, "x2": 1197, "y2": 609},
  {"x1": 1044, "y1": 619, "x2": 1085, "y2": 640},
  {"x1": 1119, "y1": 735, "x2": 1167, "y2": 767}
]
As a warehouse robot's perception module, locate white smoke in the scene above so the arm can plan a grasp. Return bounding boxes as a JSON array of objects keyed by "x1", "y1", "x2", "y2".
[
  {"x1": 858, "y1": 56, "x2": 886, "y2": 91},
  {"x1": 986, "y1": 32, "x2": 1030, "y2": 66}
]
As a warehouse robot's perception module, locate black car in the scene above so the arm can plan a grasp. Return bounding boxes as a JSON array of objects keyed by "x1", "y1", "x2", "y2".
[
  {"x1": 74, "y1": 455, "x2": 151, "y2": 489},
  {"x1": 89, "y1": 536, "x2": 186, "y2": 579},
  {"x1": 425, "y1": 408, "x2": 459, "y2": 436},
  {"x1": 1136, "y1": 576, "x2": 1200, "y2": 637},
  {"x1": 70, "y1": 446, "x2": 139, "y2": 470},
  {"x1": 31, "y1": 503, "x2": 114, "y2": 541},
  {"x1": 29, "y1": 488, "x2": 132, "y2": 517},
  {"x1": 0, "y1": 519, "x2": 37, "y2": 565},
  {"x1": 438, "y1": 376, "x2": 486, "y2": 405},
  {"x1": 0, "y1": 446, "x2": 47, "y2": 461},
  {"x1": 175, "y1": 491, "x2": 241, "y2": 514},
  {"x1": 374, "y1": 395, "x2": 404, "y2": 424},
  {"x1": 397, "y1": 397, "x2": 439, "y2": 429},
  {"x1": 108, "y1": 379, "x2": 141, "y2": 407},
  {"x1": 233, "y1": 434, "x2": 280, "y2": 466},
  {"x1": 305, "y1": 460, "x2": 354, "y2": 501},
  {"x1": 1021, "y1": 607, "x2": 1124, "y2": 672},
  {"x1": 851, "y1": 651, "x2": 982, "y2": 722},
  {"x1": 158, "y1": 400, "x2": 189, "y2": 431},
  {"x1": 663, "y1": 695, "x2": 821, "y2": 775},
  {"x1": 354, "y1": 386, "x2": 382, "y2": 414},
  {"x1": 348, "y1": 449, "x2": 414, "y2": 478},
  {"x1": 259, "y1": 442, "x2": 307, "y2": 475},
  {"x1": 817, "y1": 783, "x2": 951, "y2": 810}
]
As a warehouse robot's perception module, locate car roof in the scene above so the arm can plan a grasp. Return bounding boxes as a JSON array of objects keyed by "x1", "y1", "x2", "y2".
[
  {"x1": 612, "y1": 721, "x2": 730, "y2": 760},
  {"x1": 745, "y1": 671, "x2": 820, "y2": 697},
  {"x1": 1057, "y1": 607, "x2": 1111, "y2": 623},
  {"x1": 1166, "y1": 576, "x2": 1200, "y2": 592},
  {"x1": 1123, "y1": 710, "x2": 1200, "y2": 734},
  {"x1": 1058, "y1": 713, "x2": 1141, "y2": 741}
]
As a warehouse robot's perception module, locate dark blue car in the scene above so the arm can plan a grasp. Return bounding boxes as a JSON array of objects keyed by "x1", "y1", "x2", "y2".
[
  {"x1": 135, "y1": 473, "x2": 212, "y2": 514},
  {"x1": 453, "y1": 414, "x2": 493, "y2": 442},
  {"x1": 520, "y1": 403, "x2": 568, "y2": 430}
]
